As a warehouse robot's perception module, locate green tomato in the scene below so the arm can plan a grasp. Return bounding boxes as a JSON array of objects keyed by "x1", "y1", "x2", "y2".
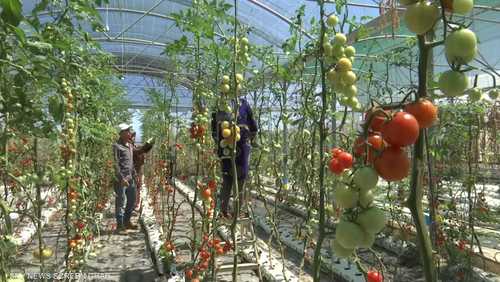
[
  {"x1": 359, "y1": 189, "x2": 375, "y2": 208},
  {"x1": 343, "y1": 85, "x2": 358, "y2": 98},
  {"x1": 327, "y1": 15, "x2": 339, "y2": 27},
  {"x1": 334, "y1": 184, "x2": 358, "y2": 209},
  {"x1": 488, "y1": 89, "x2": 499, "y2": 100},
  {"x1": 346, "y1": 96, "x2": 359, "y2": 108},
  {"x1": 445, "y1": 28, "x2": 477, "y2": 65},
  {"x1": 453, "y1": 0, "x2": 474, "y2": 14},
  {"x1": 468, "y1": 88, "x2": 483, "y2": 102},
  {"x1": 353, "y1": 167, "x2": 379, "y2": 192},
  {"x1": 357, "y1": 207, "x2": 387, "y2": 234},
  {"x1": 358, "y1": 231, "x2": 376, "y2": 248},
  {"x1": 352, "y1": 102, "x2": 363, "y2": 112},
  {"x1": 221, "y1": 83, "x2": 230, "y2": 93},
  {"x1": 334, "y1": 33, "x2": 347, "y2": 46},
  {"x1": 438, "y1": 70, "x2": 469, "y2": 97},
  {"x1": 235, "y1": 73, "x2": 244, "y2": 83},
  {"x1": 326, "y1": 69, "x2": 335, "y2": 82},
  {"x1": 344, "y1": 46, "x2": 356, "y2": 57},
  {"x1": 339, "y1": 96, "x2": 350, "y2": 106},
  {"x1": 340, "y1": 71, "x2": 357, "y2": 86},
  {"x1": 404, "y1": 2, "x2": 440, "y2": 35},
  {"x1": 336, "y1": 220, "x2": 365, "y2": 249},
  {"x1": 331, "y1": 44, "x2": 345, "y2": 58},
  {"x1": 331, "y1": 239, "x2": 354, "y2": 258},
  {"x1": 323, "y1": 42, "x2": 333, "y2": 55}
]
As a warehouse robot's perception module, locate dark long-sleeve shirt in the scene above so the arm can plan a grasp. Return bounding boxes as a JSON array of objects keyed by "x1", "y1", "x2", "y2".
[
  {"x1": 113, "y1": 139, "x2": 153, "y2": 183},
  {"x1": 112, "y1": 139, "x2": 135, "y2": 183}
]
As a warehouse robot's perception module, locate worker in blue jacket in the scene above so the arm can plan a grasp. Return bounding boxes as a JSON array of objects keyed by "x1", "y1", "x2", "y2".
[{"x1": 211, "y1": 97, "x2": 258, "y2": 218}]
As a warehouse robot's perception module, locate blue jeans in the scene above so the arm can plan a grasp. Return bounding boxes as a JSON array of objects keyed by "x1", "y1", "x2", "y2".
[{"x1": 115, "y1": 179, "x2": 136, "y2": 226}]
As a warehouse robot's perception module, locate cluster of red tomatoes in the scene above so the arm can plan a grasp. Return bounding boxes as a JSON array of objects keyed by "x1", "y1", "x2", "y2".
[
  {"x1": 328, "y1": 148, "x2": 354, "y2": 174},
  {"x1": 184, "y1": 235, "x2": 233, "y2": 281},
  {"x1": 199, "y1": 179, "x2": 217, "y2": 218},
  {"x1": 189, "y1": 123, "x2": 206, "y2": 139},
  {"x1": 355, "y1": 99, "x2": 438, "y2": 181}
]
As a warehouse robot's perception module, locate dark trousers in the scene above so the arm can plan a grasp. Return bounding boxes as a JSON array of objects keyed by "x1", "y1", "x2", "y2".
[
  {"x1": 219, "y1": 165, "x2": 246, "y2": 215},
  {"x1": 114, "y1": 179, "x2": 136, "y2": 226}
]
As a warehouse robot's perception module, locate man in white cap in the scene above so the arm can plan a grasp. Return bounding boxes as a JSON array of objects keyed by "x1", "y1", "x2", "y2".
[{"x1": 112, "y1": 123, "x2": 138, "y2": 234}]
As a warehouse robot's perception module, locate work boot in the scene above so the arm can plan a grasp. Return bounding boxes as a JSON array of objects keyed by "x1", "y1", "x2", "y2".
[{"x1": 124, "y1": 221, "x2": 139, "y2": 230}]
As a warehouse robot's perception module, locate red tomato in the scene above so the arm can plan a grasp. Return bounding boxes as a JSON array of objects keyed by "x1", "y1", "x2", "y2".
[
  {"x1": 208, "y1": 179, "x2": 217, "y2": 191},
  {"x1": 329, "y1": 158, "x2": 345, "y2": 175},
  {"x1": 404, "y1": 99, "x2": 438, "y2": 129},
  {"x1": 185, "y1": 269, "x2": 193, "y2": 279},
  {"x1": 216, "y1": 247, "x2": 224, "y2": 255},
  {"x1": 366, "y1": 109, "x2": 390, "y2": 132},
  {"x1": 200, "y1": 250, "x2": 210, "y2": 260},
  {"x1": 331, "y1": 147, "x2": 343, "y2": 157},
  {"x1": 197, "y1": 125, "x2": 205, "y2": 137},
  {"x1": 69, "y1": 191, "x2": 79, "y2": 200},
  {"x1": 374, "y1": 146, "x2": 410, "y2": 181},
  {"x1": 337, "y1": 152, "x2": 353, "y2": 168},
  {"x1": 201, "y1": 189, "x2": 211, "y2": 200},
  {"x1": 199, "y1": 261, "x2": 209, "y2": 270},
  {"x1": 164, "y1": 241, "x2": 174, "y2": 251},
  {"x1": 381, "y1": 112, "x2": 420, "y2": 147},
  {"x1": 367, "y1": 270, "x2": 383, "y2": 282},
  {"x1": 223, "y1": 241, "x2": 232, "y2": 251}
]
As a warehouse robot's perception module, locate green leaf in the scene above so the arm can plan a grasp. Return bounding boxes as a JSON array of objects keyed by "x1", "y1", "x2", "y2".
[
  {"x1": 26, "y1": 41, "x2": 53, "y2": 53},
  {"x1": 10, "y1": 24, "x2": 25, "y2": 44},
  {"x1": 48, "y1": 95, "x2": 64, "y2": 123},
  {"x1": 0, "y1": 0, "x2": 23, "y2": 26}
]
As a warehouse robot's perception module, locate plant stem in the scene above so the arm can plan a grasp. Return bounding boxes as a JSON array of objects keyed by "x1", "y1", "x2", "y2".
[
  {"x1": 312, "y1": 1, "x2": 328, "y2": 280},
  {"x1": 406, "y1": 35, "x2": 437, "y2": 282}
]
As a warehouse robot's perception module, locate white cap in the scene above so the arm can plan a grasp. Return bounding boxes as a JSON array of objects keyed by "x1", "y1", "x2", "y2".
[{"x1": 117, "y1": 123, "x2": 132, "y2": 133}]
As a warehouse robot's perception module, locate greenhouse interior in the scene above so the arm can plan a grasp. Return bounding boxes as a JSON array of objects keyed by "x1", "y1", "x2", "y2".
[{"x1": 1, "y1": 0, "x2": 500, "y2": 281}]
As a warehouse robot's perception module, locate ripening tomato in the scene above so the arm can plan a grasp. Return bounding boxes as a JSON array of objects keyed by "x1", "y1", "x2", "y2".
[
  {"x1": 199, "y1": 261, "x2": 209, "y2": 270},
  {"x1": 329, "y1": 158, "x2": 345, "y2": 175},
  {"x1": 367, "y1": 270, "x2": 383, "y2": 282},
  {"x1": 374, "y1": 146, "x2": 410, "y2": 181},
  {"x1": 381, "y1": 112, "x2": 420, "y2": 147},
  {"x1": 191, "y1": 278, "x2": 200, "y2": 282},
  {"x1": 216, "y1": 247, "x2": 224, "y2": 255},
  {"x1": 404, "y1": 99, "x2": 438, "y2": 129},
  {"x1": 337, "y1": 152, "x2": 353, "y2": 168},
  {"x1": 353, "y1": 134, "x2": 385, "y2": 162},
  {"x1": 442, "y1": 0, "x2": 453, "y2": 11},
  {"x1": 201, "y1": 189, "x2": 211, "y2": 200}
]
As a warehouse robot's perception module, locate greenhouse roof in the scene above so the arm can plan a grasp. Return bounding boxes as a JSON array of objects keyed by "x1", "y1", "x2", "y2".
[{"x1": 22, "y1": 1, "x2": 500, "y2": 110}]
